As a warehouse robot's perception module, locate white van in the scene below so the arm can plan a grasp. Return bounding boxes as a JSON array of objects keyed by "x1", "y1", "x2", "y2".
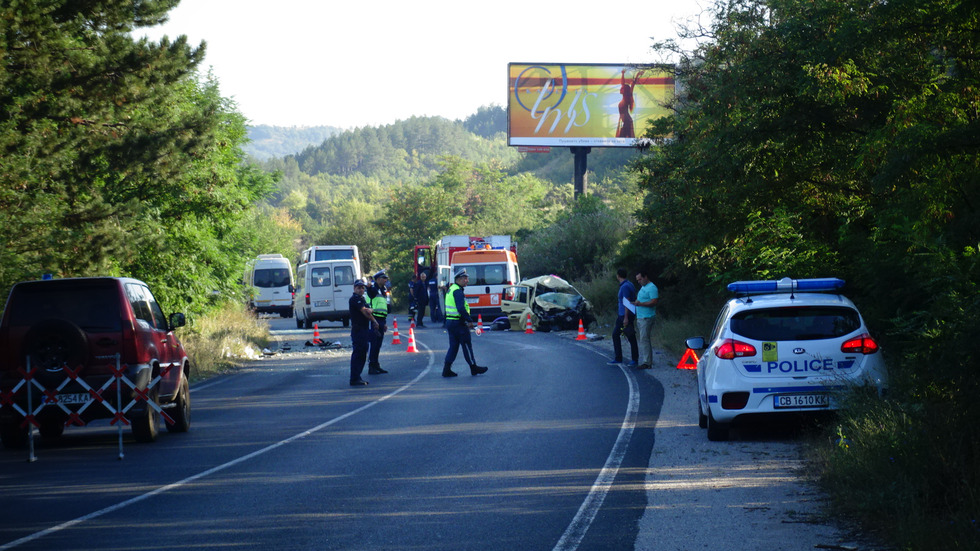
[
  {"x1": 294, "y1": 259, "x2": 360, "y2": 328},
  {"x1": 245, "y1": 254, "x2": 295, "y2": 317},
  {"x1": 300, "y1": 245, "x2": 360, "y2": 264}
]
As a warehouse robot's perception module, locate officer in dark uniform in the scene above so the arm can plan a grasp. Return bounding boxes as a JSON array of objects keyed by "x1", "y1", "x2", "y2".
[
  {"x1": 366, "y1": 270, "x2": 390, "y2": 374},
  {"x1": 348, "y1": 279, "x2": 378, "y2": 386},
  {"x1": 443, "y1": 268, "x2": 488, "y2": 377},
  {"x1": 427, "y1": 270, "x2": 443, "y2": 324},
  {"x1": 413, "y1": 271, "x2": 430, "y2": 327}
]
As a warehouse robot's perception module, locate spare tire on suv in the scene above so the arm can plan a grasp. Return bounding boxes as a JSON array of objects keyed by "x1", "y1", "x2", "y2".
[
  {"x1": 23, "y1": 319, "x2": 89, "y2": 387},
  {"x1": 0, "y1": 277, "x2": 192, "y2": 448}
]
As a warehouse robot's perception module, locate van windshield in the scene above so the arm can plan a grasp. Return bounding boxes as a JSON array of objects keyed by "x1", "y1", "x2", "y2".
[
  {"x1": 334, "y1": 266, "x2": 355, "y2": 286},
  {"x1": 456, "y1": 264, "x2": 509, "y2": 286},
  {"x1": 310, "y1": 267, "x2": 331, "y2": 287},
  {"x1": 313, "y1": 250, "x2": 355, "y2": 261},
  {"x1": 254, "y1": 268, "x2": 291, "y2": 288}
]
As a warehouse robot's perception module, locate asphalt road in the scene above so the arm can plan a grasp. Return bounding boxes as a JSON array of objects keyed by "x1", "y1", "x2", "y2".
[{"x1": 0, "y1": 318, "x2": 663, "y2": 551}]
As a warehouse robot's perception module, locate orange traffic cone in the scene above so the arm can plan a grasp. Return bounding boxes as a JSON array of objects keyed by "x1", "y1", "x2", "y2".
[
  {"x1": 576, "y1": 319, "x2": 587, "y2": 341},
  {"x1": 477, "y1": 314, "x2": 484, "y2": 333},
  {"x1": 406, "y1": 326, "x2": 418, "y2": 353},
  {"x1": 313, "y1": 323, "x2": 322, "y2": 345},
  {"x1": 391, "y1": 317, "x2": 401, "y2": 344},
  {"x1": 525, "y1": 313, "x2": 534, "y2": 334},
  {"x1": 410, "y1": 317, "x2": 416, "y2": 331}
]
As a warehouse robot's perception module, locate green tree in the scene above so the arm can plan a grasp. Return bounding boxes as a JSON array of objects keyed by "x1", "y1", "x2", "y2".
[
  {"x1": 630, "y1": 0, "x2": 980, "y2": 547},
  {"x1": 0, "y1": 1, "x2": 275, "y2": 313}
]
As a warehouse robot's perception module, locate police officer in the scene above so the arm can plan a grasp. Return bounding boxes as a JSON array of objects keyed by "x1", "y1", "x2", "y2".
[
  {"x1": 427, "y1": 270, "x2": 443, "y2": 324},
  {"x1": 349, "y1": 279, "x2": 378, "y2": 386},
  {"x1": 413, "y1": 271, "x2": 430, "y2": 328},
  {"x1": 443, "y1": 268, "x2": 488, "y2": 377},
  {"x1": 366, "y1": 270, "x2": 390, "y2": 374}
]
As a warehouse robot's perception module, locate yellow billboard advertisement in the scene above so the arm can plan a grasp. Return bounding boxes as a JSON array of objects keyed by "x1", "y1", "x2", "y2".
[{"x1": 508, "y1": 63, "x2": 674, "y2": 147}]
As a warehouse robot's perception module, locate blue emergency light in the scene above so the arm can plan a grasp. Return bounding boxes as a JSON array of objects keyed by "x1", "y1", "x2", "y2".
[{"x1": 727, "y1": 277, "x2": 845, "y2": 295}]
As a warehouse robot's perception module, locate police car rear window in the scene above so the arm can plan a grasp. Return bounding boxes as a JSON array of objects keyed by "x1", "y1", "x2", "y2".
[{"x1": 730, "y1": 306, "x2": 861, "y2": 341}]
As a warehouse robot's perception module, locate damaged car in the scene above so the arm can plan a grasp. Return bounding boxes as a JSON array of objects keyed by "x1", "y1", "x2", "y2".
[{"x1": 499, "y1": 275, "x2": 595, "y2": 332}]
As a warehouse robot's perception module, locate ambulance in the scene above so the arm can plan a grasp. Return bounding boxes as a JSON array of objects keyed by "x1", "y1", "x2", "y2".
[{"x1": 450, "y1": 247, "x2": 520, "y2": 319}]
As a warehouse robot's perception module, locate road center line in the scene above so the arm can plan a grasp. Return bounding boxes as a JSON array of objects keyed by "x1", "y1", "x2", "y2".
[
  {"x1": 0, "y1": 344, "x2": 436, "y2": 551},
  {"x1": 553, "y1": 341, "x2": 640, "y2": 551}
]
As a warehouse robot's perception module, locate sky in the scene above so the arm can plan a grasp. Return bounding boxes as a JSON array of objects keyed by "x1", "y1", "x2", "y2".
[{"x1": 138, "y1": 0, "x2": 708, "y2": 129}]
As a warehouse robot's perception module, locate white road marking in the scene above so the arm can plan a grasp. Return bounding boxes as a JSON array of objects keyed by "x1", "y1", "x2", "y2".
[
  {"x1": 553, "y1": 342, "x2": 640, "y2": 551},
  {"x1": 3, "y1": 335, "x2": 637, "y2": 551},
  {"x1": 0, "y1": 344, "x2": 436, "y2": 550}
]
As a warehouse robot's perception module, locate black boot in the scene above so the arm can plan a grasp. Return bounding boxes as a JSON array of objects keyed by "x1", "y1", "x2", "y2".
[
  {"x1": 470, "y1": 364, "x2": 488, "y2": 375},
  {"x1": 442, "y1": 364, "x2": 458, "y2": 377},
  {"x1": 368, "y1": 362, "x2": 388, "y2": 374}
]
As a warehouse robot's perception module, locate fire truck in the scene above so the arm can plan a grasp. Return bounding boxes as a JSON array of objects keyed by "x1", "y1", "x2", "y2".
[{"x1": 413, "y1": 235, "x2": 519, "y2": 319}]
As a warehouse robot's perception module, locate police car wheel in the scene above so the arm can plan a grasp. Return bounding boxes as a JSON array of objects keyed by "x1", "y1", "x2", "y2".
[
  {"x1": 698, "y1": 399, "x2": 708, "y2": 429},
  {"x1": 706, "y1": 409, "x2": 730, "y2": 442}
]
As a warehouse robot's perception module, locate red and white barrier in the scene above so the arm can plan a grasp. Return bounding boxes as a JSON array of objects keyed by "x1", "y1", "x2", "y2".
[{"x1": 0, "y1": 354, "x2": 177, "y2": 461}]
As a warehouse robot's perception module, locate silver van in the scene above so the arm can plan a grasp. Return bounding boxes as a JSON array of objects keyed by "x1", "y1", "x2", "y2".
[{"x1": 294, "y1": 260, "x2": 360, "y2": 328}]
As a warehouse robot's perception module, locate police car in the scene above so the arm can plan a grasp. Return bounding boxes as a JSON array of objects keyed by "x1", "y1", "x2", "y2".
[{"x1": 686, "y1": 278, "x2": 888, "y2": 441}]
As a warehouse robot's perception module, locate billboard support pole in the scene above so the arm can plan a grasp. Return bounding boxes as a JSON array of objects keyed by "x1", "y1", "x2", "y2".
[{"x1": 571, "y1": 146, "x2": 591, "y2": 199}]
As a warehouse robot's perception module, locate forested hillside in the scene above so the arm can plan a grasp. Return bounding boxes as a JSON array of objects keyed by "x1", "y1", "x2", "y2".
[
  {"x1": 245, "y1": 125, "x2": 342, "y2": 161},
  {"x1": 253, "y1": 111, "x2": 641, "y2": 281}
]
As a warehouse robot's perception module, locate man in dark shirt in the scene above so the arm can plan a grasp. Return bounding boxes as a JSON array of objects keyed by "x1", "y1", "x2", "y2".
[
  {"x1": 413, "y1": 271, "x2": 430, "y2": 327},
  {"x1": 348, "y1": 279, "x2": 379, "y2": 386}
]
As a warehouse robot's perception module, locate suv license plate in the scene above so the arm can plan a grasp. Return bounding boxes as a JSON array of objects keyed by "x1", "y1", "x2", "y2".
[
  {"x1": 774, "y1": 394, "x2": 829, "y2": 409},
  {"x1": 52, "y1": 393, "x2": 93, "y2": 406}
]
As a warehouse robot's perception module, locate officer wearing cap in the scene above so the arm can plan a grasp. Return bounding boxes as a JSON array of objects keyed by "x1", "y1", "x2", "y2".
[
  {"x1": 442, "y1": 267, "x2": 488, "y2": 377},
  {"x1": 366, "y1": 270, "x2": 390, "y2": 374},
  {"x1": 348, "y1": 279, "x2": 378, "y2": 386}
]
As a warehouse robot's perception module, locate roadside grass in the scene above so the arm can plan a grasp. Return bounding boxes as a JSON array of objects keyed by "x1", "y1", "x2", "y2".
[
  {"x1": 180, "y1": 301, "x2": 271, "y2": 381},
  {"x1": 813, "y1": 385, "x2": 980, "y2": 551}
]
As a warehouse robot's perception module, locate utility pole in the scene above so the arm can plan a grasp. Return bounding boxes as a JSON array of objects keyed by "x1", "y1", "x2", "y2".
[{"x1": 570, "y1": 146, "x2": 591, "y2": 199}]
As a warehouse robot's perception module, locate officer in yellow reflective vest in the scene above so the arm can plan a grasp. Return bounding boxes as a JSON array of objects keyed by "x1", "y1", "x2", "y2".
[
  {"x1": 366, "y1": 270, "x2": 390, "y2": 374},
  {"x1": 443, "y1": 268, "x2": 488, "y2": 377}
]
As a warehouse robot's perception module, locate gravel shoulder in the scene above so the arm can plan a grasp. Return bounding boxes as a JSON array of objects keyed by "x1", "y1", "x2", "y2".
[{"x1": 563, "y1": 330, "x2": 871, "y2": 551}]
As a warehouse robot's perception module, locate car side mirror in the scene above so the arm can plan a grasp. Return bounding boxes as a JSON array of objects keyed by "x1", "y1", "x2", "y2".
[
  {"x1": 170, "y1": 312, "x2": 186, "y2": 330},
  {"x1": 686, "y1": 337, "x2": 705, "y2": 350}
]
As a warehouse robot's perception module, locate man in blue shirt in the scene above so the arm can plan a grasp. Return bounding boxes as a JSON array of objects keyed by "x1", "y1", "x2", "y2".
[
  {"x1": 610, "y1": 268, "x2": 639, "y2": 366},
  {"x1": 631, "y1": 269, "x2": 659, "y2": 370}
]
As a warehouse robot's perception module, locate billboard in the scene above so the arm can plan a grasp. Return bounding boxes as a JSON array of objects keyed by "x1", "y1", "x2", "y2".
[{"x1": 508, "y1": 63, "x2": 674, "y2": 148}]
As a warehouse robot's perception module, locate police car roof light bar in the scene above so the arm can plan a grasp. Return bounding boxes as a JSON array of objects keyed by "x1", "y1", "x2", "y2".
[{"x1": 727, "y1": 277, "x2": 845, "y2": 296}]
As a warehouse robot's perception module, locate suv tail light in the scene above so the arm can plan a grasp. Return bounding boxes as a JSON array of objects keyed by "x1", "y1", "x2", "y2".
[
  {"x1": 841, "y1": 333, "x2": 879, "y2": 354},
  {"x1": 305, "y1": 293, "x2": 311, "y2": 306},
  {"x1": 121, "y1": 319, "x2": 140, "y2": 362},
  {"x1": 715, "y1": 339, "x2": 757, "y2": 360}
]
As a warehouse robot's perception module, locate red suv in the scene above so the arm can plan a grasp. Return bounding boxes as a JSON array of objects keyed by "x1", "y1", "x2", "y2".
[{"x1": 0, "y1": 277, "x2": 191, "y2": 446}]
